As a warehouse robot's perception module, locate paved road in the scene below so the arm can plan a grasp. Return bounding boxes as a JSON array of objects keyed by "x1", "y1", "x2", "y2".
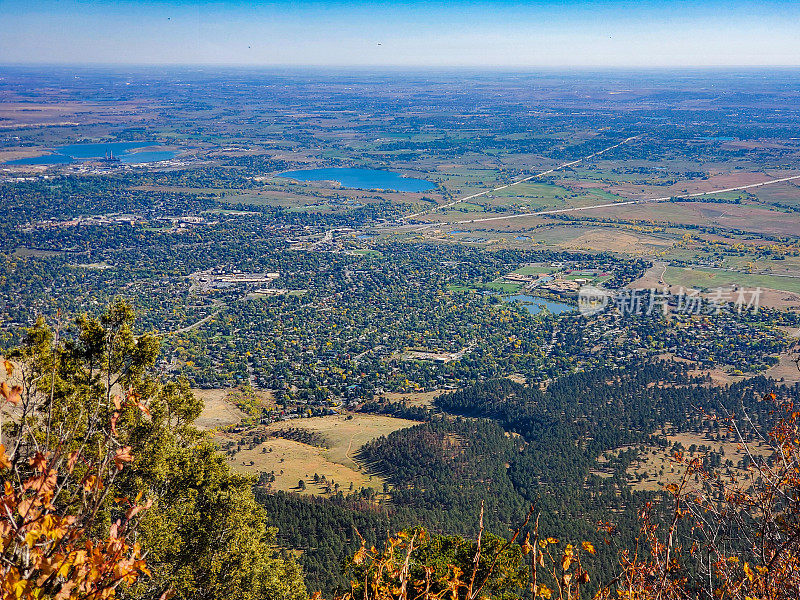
[
  {"x1": 401, "y1": 136, "x2": 640, "y2": 221},
  {"x1": 170, "y1": 305, "x2": 222, "y2": 335},
  {"x1": 402, "y1": 172, "x2": 800, "y2": 230}
]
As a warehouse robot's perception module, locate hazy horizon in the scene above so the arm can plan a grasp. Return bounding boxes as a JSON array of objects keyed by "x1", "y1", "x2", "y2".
[{"x1": 2, "y1": 0, "x2": 799, "y2": 68}]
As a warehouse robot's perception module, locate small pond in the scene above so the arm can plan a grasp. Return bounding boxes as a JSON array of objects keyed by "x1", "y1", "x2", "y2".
[{"x1": 503, "y1": 294, "x2": 575, "y2": 315}]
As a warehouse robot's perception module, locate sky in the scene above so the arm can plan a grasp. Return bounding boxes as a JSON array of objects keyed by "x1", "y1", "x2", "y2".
[{"x1": 1, "y1": 0, "x2": 799, "y2": 68}]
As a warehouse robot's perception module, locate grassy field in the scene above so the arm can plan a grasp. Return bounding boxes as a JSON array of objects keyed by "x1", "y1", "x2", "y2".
[
  {"x1": 485, "y1": 280, "x2": 525, "y2": 293},
  {"x1": 447, "y1": 281, "x2": 523, "y2": 293},
  {"x1": 556, "y1": 227, "x2": 675, "y2": 254},
  {"x1": 766, "y1": 350, "x2": 800, "y2": 384},
  {"x1": 436, "y1": 181, "x2": 629, "y2": 215},
  {"x1": 584, "y1": 187, "x2": 623, "y2": 201},
  {"x1": 449, "y1": 201, "x2": 485, "y2": 212},
  {"x1": 193, "y1": 388, "x2": 248, "y2": 429},
  {"x1": 217, "y1": 413, "x2": 420, "y2": 496},
  {"x1": 662, "y1": 266, "x2": 800, "y2": 294},
  {"x1": 514, "y1": 265, "x2": 558, "y2": 276},
  {"x1": 620, "y1": 431, "x2": 771, "y2": 493},
  {"x1": 718, "y1": 255, "x2": 800, "y2": 277}
]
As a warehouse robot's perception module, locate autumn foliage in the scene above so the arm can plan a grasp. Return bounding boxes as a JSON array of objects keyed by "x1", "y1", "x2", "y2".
[
  {"x1": 597, "y1": 391, "x2": 800, "y2": 600},
  {"x1": 329, "y1": 391, "x2": 800, "y2": 600},
  {"x1": 1, "y1": 336, "x2": 151, "y2": 599},
  {"x1": 1, "y1": 302, "x2": 307, "y2": 600},
  {"x1": 4, "y1": 303, "x2": 800, "y2": 600}
]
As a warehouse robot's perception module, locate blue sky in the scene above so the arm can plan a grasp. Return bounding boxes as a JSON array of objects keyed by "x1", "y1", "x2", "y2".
[{"x1": 1, "y1": 1, "x2": 799, "y2": 67}]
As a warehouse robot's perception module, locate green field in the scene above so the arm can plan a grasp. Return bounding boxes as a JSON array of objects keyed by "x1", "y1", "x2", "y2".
[
  {"x1": 492, "y1": 182, "x2": 570, "y2": 199},
  {"x1": 449, "y1": 201, "x2": 485, "y2": 212},
  {"x1": 585, "y1": 187, "x2": 623, "y2": 201}
]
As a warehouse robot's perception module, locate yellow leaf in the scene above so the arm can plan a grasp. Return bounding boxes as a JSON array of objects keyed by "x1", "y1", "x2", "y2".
[
  {"x1": 25, "y1": 530, "x2": 39, "y2": 548},
  {"x1": 582, "y1": 541, "x2": 596, "y2": 554},
  {"x1": 522, "y1": 533, "x2": 532, "y2": 555}
]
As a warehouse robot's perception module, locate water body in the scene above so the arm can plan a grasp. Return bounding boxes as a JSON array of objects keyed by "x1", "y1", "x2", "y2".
[
  {"x1": 4, "y1": 142, "x2": 177, "y2": 165},
  {"x1": 57, "y1": 141, "x2": 153, "y2": 159},
  {"x1": 278, "y1": 167, "x2": 435, "y2": 192},
  {"x1": 120, "y1": 151, "x2": 177, "y2": 164},
  {"x1": 503, "y1": 294, "x2": 575, "y2": 315}
]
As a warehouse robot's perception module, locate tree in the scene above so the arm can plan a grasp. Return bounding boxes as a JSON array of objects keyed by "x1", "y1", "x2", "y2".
[
  {"x1": 332, "y1": 389, "x2": 800, "y2": 600},
  {"x1": 342, "y1": 511, "x2": 530, "y2": 600},
  {"x1": 2, "y1": 301, "x2": 306, "y2": 600},
  {"x1": 0, "y1": 346, "x2": 150, "y2": 599},
  {"x1": 600, "y1": 392, "x2": 800, "y2": 600}
]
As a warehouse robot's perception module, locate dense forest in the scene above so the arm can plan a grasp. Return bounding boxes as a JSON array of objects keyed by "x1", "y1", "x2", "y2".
[{"x1": 254, "y1": 358, "x2": 800, "y2": 594}]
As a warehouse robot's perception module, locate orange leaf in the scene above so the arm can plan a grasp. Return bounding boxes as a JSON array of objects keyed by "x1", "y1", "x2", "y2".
[
  {"x1": 0, "y1": 444, "x2": 10, "y2": 469},
  {"x1": 125, "y1": 498, "x2": 152, "y2": 521},
  {"x1": 29, "y1": 452, "x2": 49, "y2": 472},
  {"x1": 1, "y1": 381, "x2": 22, "y2": 405},
  {"x1": 67, "y1": 451, "x2": 79, "y2": 474},
  {"x1": 84, "y1": 475, "x2": 104, "y2": 491},
  {"x1": 114, "y1": 446, "x2": 134, "y2": 470}
]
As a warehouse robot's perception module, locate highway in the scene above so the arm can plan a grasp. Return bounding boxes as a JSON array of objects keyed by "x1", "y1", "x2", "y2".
[
  {"x1": 401, "y1": 172, "x2": 800, "y2": 230},
  {"x1": 401, "y1": 135, "x2": 640, "y2": 221}
]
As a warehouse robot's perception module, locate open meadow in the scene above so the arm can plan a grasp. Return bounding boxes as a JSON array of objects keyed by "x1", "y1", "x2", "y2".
[{"x1": 214, "y1": 412, "x2": 421, "y2": 495}]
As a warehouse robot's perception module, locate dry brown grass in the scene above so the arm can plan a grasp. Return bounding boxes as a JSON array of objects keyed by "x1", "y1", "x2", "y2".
[
  {"x1": 559, "y1": 229, "x2": 673, "y2": 254},
  {"x1": 217, "y1": 412, "x2": 420, "y2": 496},
  {"x1": 192, "y1": 388, "x2": 248, "y2": 430},
  {"x1": 379, "y1": 389, "x2": 444, "y2": 407},
  {"x1": 628, "y1": 263, "x2": 800, "y2": 310},
  {"x1": 619, "y1": 431, "x2": 771, "y2": 492}
]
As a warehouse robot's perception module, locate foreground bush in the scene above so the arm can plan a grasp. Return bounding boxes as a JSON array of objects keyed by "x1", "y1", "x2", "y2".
[{"x1": 1, "y1": 301, "x2": 306, "y2": 600}]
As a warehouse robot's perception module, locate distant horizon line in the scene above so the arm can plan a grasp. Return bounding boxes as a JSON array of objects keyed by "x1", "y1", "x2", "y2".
[{"x1": 3, "y1": 62, "x2": 800, "y2": 71}]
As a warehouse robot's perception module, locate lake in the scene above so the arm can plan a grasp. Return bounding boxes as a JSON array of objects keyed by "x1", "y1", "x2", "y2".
[
  {"x1": 6, "y1": 154, "x2": 74, "y2": 165},
  {"x1": 278, "y1": 168, "x2": 435, "y2": 192},
  {"x1": 4, "y1": 142, "x2": 177, "y2": 165},
  {"x1": 503, "y1": 294, "x2": 575, "y2": 315}
]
